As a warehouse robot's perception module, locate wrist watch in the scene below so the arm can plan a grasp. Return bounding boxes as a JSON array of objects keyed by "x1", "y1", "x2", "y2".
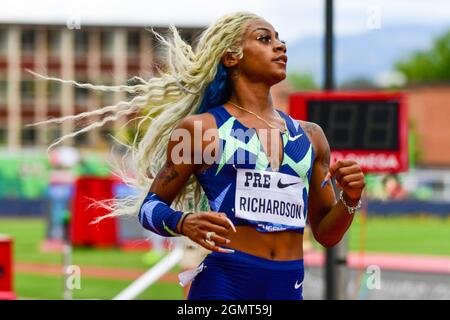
[{"x1": 339, "y1": 190, "x2": 362, "y2": 215}]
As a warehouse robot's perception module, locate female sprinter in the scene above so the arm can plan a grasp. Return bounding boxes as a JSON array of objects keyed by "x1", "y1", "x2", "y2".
[
  {"x1": 32, "y1": 11, "x2": 365, "y2": 300},
  {"x1": 138, "y1": 12, "x2": 365, "y2": 300}
]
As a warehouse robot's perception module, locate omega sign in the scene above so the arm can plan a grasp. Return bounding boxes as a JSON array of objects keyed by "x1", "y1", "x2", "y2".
[{"x1": 331, "y1": 152, "x2": 401, "y2": 172}]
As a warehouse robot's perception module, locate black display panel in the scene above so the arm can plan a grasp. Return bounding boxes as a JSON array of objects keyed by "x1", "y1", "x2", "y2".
[{"x1": 307, "y1": 100, "x2": 399, "y2": 151}]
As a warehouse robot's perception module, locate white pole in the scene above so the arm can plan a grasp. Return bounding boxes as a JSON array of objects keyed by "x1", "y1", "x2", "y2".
[
  {"x1": 63, "y1": 241, "x2": 72, "y2": 300},
  {"x1": 114, "y1": 245, "x2": 183, "y2": 300},
  {"x1": 63, "y1": 211, "x2": 72, "y2": 300}
]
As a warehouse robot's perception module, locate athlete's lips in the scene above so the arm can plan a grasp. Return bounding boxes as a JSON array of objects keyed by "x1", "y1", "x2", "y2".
[{"x1": 273, "y1": 54, "x2": 288, "y2": 64}]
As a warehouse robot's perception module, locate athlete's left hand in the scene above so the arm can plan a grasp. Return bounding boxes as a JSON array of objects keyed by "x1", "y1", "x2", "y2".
[{"x1": 329, "y1": 160, "x2": 365, "y2": 203}]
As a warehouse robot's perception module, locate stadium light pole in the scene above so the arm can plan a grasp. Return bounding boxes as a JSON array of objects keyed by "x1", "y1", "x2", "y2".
[
  {"x1": 324, "y1": 0, "x2": 334, "y2": 91},
  {"x1": 324, "y1": 0, "x2": 348, "y2": 300}
]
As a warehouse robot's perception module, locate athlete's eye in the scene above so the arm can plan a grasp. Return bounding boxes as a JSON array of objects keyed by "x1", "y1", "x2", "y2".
[{"x1": 257, "y1": 35, "x2": 272, "y2": 43}]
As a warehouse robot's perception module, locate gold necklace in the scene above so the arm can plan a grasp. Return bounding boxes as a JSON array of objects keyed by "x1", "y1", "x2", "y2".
[{"x1": 228, "y1": 101, "x2": 288, "y2": 134}]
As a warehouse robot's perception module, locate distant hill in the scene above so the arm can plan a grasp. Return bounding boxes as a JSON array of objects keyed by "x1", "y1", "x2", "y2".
[{"x1": 286, "y1": 24, "x2": 450, "y2": 86}]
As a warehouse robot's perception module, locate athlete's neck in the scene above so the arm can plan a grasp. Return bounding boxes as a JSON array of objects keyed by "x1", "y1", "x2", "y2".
[{"x1": 229, "y1": 78, "x2": 274, "y2": 116}]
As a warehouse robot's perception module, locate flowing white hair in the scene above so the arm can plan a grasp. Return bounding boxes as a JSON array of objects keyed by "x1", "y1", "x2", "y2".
[{"x1": 29, "y1": 11, "x2": 260, "y2": 219}]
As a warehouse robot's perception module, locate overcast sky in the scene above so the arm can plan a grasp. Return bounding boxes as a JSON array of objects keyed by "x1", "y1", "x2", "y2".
[{"x1": 2, "y1": 0, "x2": 450, "y2": 42}]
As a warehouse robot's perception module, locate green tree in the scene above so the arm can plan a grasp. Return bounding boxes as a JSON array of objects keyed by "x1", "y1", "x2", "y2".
[
  {"x1": 396, "y1": 30, "x2": 450, "y2": 83},
  {"x1": 339, "y1": 77, "x2": 377, "y2": 89},
  {"x1": 286, "y1": 73, "x2": 318, "y2": 91}
]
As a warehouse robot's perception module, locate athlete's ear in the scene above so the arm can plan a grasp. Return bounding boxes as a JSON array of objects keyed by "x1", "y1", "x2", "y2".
[{"x1": 221, "y1": 49, "x2": 240, "y2": 68}]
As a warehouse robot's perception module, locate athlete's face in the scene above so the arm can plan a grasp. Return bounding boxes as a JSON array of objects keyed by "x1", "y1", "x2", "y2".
[{"x1": 235, "y1": 19, "x2": 288, "y2": 86}]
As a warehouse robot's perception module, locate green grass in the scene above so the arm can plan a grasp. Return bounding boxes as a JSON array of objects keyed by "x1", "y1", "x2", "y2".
[
  {"x1": 347, "y1": 214, "x2": 450, "y2": 256},
  {"x1": 1, "y1": 215, "x2": 449, "y2": 300},
  {"x1": 0, "y1": 218, "x2": 166, "y2": 269},
  {"x1": 2, "y1": 216, "x2": 450, "y2": 260},
  {"x1": 0, "y1": 217, "x2": 182, "y2": 299},
  {"x1": 16, "y1": 273, "x2": 182, "y2": 300}
]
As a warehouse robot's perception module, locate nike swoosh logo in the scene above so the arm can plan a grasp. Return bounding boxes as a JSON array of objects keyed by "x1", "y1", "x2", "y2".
[
  {"x1": 288, "y1": 133, "x2": 303, "y2": 141},
  {"x1": 294, "y1": 280, "x2": 303, "y2": 289},
  {"x1": 277, "y1": 179, "x2": 301, "y2": 189}
]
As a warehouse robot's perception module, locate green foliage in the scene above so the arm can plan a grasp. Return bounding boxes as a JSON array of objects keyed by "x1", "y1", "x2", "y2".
[
  {"x1": 408, "y1": 119, "x2": 422, "y2": 168},
  {"x1": 75, "y1": 153, "x2": 111, "y2": 177},
  {"x1": 396, "y1": 30, "x2": 450, "y2": 83},
  {"x1": 339, "y1": 77, "x2": 377, "y2": 89},
  {"x1": 0, "y1": 151, "x2": 113, "y2": 200},
  {"x1": 286, "y1": 73, "x2": 318, "y2": 91},
  {"x1": 0, "y1": 154, "x2": 50, "y2": 199}
]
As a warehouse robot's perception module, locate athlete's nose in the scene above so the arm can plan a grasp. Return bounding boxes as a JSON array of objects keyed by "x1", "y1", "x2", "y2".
[{"x1": 274, "y1": 39, "x2": 287, "y2": 54}]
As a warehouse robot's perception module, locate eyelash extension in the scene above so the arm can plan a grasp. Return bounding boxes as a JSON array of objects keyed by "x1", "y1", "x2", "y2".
[
  {"x1": 257, "y1": 35, "x2": 272, "y2": 42},
  {"x1": 257, "y1": 35, "x2": 287, "y2": 45}
]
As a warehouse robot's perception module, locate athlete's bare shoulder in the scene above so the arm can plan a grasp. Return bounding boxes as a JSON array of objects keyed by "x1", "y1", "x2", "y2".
[
  {"x1": 171, "y1": 111, "x2": 219, "y2": 175},
  {"x1": 297, "y1": 120, "x2": 329, "y2": 160},
  {"x1": 297, "y1": 120, "x2": 325, "y2": 142},
  {"x1": 175, "y1": 112, "x2": 217, "y2": 133}
]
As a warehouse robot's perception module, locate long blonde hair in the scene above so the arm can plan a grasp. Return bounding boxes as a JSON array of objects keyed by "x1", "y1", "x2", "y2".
[{"x1": 29, "y1": 11, "x2": 260, "y2": 219}]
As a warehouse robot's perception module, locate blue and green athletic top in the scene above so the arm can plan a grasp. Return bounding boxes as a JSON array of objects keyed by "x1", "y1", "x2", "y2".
[{"x1": 195, "y1": 105, "x2": 315, "y2": 234}]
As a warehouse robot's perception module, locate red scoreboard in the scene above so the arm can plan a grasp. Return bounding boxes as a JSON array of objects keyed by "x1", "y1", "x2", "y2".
[{"x1": 289, "y1": 91, "x2": 408, "y2": 173}]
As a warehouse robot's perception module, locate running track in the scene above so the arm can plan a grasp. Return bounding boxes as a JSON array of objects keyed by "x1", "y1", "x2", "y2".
[{"x1": 15, "y1": 250, "x2": 450, "y2": 282}]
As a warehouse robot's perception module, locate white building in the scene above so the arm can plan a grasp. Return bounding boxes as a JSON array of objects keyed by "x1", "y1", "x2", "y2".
[{"x1": 0, "y1": 6, "x2": 203, "y2": 150}]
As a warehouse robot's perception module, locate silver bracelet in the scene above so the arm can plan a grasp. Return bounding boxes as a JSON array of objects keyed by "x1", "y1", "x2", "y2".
[{"x1": 339, "y1": 190, "x2": 362, "y2": 215}]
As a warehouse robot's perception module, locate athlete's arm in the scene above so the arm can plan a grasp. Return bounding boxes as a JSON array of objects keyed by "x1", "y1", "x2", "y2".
[
  {"x1": 146, "y1": 114, "x2": 234, "y2": 252},
  {"x1": 301, "y1": 121, "x2": 365, "y2": 248}
]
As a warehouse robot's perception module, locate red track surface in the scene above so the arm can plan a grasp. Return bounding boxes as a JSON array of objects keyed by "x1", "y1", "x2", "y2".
[
  {"x1": 304, "y1": 250, "x2": 450, "y2": 274},
  {"x1": 15, "y1": 262, "x2": 179, "y2": 282}
]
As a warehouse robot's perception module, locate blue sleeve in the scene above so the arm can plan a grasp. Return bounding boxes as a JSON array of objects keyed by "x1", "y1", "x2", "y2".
[{"x1": 138, "y1": 191, "x2": 184, "y2": 237}]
